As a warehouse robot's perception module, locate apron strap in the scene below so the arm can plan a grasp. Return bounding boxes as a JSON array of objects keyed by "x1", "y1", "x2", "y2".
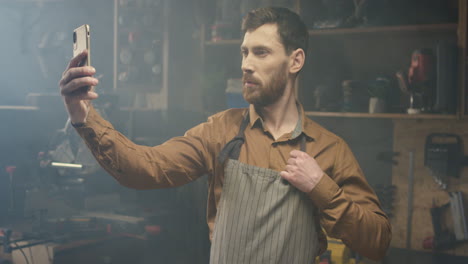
[
  {"x1": 300, "y1": 133, "x2": 306, "y2": 152},
  {"x1": 218, "y1": 111, "x2": 250, "y2": 163}
]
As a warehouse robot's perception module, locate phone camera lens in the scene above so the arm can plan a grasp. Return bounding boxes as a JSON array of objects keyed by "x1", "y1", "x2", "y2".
[{"x1": 73, "y1": 32, "x2": 77, "y2": 43}]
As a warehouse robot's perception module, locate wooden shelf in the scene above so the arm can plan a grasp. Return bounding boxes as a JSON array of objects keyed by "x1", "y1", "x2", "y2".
[
  {"x1": 308, "y1": 23, "x2": 457, "y2": 36},
  {"x1": 0, "y1": 106, "x2": 38, "y2": 111},
  {"x1": 120, "y1": 107, "x2": 162, "y2": 111},
  {"x1": 117, "y1": 27, "x2": 163, "y2": 35},
  {"x1": 204, "y1": 24, "x2": 458, "y2": 46},
  {"x1": 205, "y1": 39, "x2": 241, "y2": 46},
  {"x1": 305, "y1": 111, "x2": 458, "y2": 119}
]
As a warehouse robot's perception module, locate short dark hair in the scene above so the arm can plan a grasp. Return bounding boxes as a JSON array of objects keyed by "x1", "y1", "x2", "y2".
[{"x1": 241, "y1": 7, "x2": 309, "y2": 56}]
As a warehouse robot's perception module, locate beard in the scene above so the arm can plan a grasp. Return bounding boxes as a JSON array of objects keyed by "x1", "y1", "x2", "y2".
[{"x1": 242, "y1": 62, "x2": 288, "y2": 107}]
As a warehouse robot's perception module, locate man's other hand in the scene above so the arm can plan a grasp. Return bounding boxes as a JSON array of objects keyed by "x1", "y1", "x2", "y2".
[{"x1": 280, "y1": 150, "x2": 324, "y2": 193}]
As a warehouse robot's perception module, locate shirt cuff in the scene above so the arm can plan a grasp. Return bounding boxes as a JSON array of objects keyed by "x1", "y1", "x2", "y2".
[
  {"x1": 71, "y1": 121, "x2": 86, "y2": 128},
  {"x1": 308, "y1": 173, "x2": 340, "y2": 210}
]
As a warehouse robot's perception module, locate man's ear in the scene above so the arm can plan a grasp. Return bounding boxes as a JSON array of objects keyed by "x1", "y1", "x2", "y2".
[{"x1": 289, "y1": 48, "x2": 305, "y2": 74}]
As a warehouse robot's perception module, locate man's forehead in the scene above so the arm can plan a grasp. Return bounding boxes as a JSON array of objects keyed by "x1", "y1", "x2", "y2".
[{"x1": 241, "y1": 24, "x2": 282, "y2": 48}]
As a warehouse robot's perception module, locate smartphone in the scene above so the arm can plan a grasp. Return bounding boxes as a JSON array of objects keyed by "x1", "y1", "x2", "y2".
[
  {"x1": 73, "y1": 24, "x2": 91, "y2": 92},
  {"x1": 73, "y1": 24, "x2": 91, "y2": 67}
]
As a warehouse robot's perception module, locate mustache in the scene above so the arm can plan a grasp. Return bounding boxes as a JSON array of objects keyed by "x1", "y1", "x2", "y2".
[{"x1": 242, "y1": 75, "x2": 261, "y2": 84}]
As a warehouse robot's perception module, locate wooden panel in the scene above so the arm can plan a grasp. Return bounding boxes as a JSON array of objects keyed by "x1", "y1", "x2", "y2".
[
  {"x1": 308, "y1": 23, "x2": 457, "y2": 36},
  {"x1": 392, "y1": 119, "x2": 468, "y2": 256},
  {"x1": 305, "y1": 112, "x2": 457, "y2": 119},
  {"x1": 460, "y1": 0, "x2": 468, "y2": 116}
]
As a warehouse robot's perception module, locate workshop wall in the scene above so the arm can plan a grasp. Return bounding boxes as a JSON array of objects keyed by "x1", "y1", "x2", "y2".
[
  {"x1": 0, "y1": 0, "x2": 115, "y2": 172},
  {"x1": 0, "y1": 0, "x2": 115, "y2": 220},
  {"x1": 1, "y1": 0, "x2": 466, "y2": 262},
  {"x1": 392, "y1": 119, "x2": 468, "y2": 256},
  {"x1": 0, "y1": 2, "x2": 211, "y2": 263},
  {"x1": 0, "y1": 1, "x2": 114, "y2": 106}
]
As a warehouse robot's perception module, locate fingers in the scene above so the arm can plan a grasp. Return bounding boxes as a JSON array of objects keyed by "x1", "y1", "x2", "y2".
[
  {"x1": 289, "y1": 149, "x2": 303, "y2": 158},
  {"x1": 60, "y1": 66, "x2": 96, "y2": 84},
  {"x1": 64, "y1": 89, "x2": 99, "y2": 103},
  {"x1": 281, "y1": 165, "x2": 296, "y2": 184},
  {"x1": 60, "y1": 66, "x2": 96, "y2": 88},
  {"x1": 61, "y1": 76, "x2": 99, "y2": 96},
  {"x1": 279, "y1": 170, "x2": 290, "y2": 178},
  {"x1": 288, "y1": 150, "x2": 310, "y2": 164},
  {"x1": 67, "y1": 49, "x2": 88, "y2": 70},
  {"x1": 280, "y1": 169, "x2": 295, "y2": 187},
  {"x1": 284, "y1": 164, "x2": 295, "y2": 172},
  {"x1": 59, "y1": 50, "x2": 98, "y2": 95}
]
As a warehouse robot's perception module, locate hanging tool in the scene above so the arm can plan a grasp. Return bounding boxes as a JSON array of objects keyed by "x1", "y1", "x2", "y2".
[
  {"x1": 449, "y1": 192, "x2": 468, "y2": 241},
  {"x1": 406, "y1": 151, "x2": 415, "y2": 249},
  {"x1": 422, "y1": 192, "x2": 468, "y2": 250},
  {"x1": 5, "y1": 166, "x2": 16, "y2": 216},
  {"x1": 423, "y1": 201, "x2": 456, "y2": 250},
  {"x1": 424, "y1": 133, "x2": 468, "y2": 189}
]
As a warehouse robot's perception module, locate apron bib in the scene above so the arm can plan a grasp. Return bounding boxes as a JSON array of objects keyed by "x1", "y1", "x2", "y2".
[{"x1": 210, "y1": 112, "x2": 319, "y2": 264}]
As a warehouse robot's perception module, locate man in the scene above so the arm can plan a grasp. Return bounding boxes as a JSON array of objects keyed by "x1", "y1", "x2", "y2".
[{"x1": 59, "y1": 7, "x2": 391, "y2": 263}]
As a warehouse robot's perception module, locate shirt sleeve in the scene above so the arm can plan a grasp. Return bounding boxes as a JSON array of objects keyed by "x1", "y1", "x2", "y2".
[
  {"x1": 308, "y1": 139, "x2": 392, "y2": 261},
  {"x1": 74, "y1": 106, "x2": 213, "y2": 189}
]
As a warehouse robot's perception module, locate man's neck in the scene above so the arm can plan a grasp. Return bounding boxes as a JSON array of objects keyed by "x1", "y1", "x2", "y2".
[{"x1": 257, "y1": 88, "x2": 299, "y2": 140}]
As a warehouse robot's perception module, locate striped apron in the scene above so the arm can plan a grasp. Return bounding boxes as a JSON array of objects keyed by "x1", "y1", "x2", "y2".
[{"x1": 210, "y1": 113, "x2": 319, "y2": 264}]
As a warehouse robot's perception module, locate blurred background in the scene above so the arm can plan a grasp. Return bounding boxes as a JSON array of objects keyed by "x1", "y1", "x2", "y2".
[{"x1": 0, "y1": 0, "x2": 467, "y2": 263}]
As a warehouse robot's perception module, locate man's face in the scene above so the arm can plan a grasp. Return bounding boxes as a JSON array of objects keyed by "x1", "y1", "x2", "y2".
[{"x1": 241, "y1": 24, "x2": 290, "y2": 107}]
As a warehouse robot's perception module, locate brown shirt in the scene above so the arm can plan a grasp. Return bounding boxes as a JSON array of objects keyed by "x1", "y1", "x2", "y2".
[{"x1": 75, "y1": 104, "x2": 391, "y2": 261}]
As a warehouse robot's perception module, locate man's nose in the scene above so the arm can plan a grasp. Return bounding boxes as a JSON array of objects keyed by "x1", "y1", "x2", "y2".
[{"x1": 241, "y1": 56, "x2": 254, "y2": 73}]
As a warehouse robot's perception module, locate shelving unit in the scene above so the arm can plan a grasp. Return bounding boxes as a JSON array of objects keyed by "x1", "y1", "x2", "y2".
[
  {"x1": 113, "y1": 0, "x2": 170, "y2": 110},
  {"x1": 199, "y1": 0, "x2": 467, "y2": 120},
  {"x1": 308, "y1": 23, "x2": 458, "y2": 36},
  {"x1": 205, "y1": 39, "x2": 241, "y2": 46},
  {"x1": 305, "y1": 111, "x2": 457, "y2": 119},
  {"x1": 302, "y1": 19, "x2": 461, "y2": 118},
  {"x1": 205, "y1": 23, "x2": 458, "y2": 44}
]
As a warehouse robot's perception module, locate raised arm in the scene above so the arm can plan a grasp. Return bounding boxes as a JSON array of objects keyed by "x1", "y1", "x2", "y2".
[{"x1": 59, "y1": 50, "x2": 212, "y2": 189}]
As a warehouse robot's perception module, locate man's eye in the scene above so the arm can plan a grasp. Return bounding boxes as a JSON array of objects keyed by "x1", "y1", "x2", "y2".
[{"x1": 255, "y1": 50, "x2": 268, "y2": 56}]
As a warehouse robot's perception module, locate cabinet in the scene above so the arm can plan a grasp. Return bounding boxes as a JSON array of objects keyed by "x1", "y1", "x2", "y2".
[
  {"x1": 199, "y1": 0, "x2": 468, "y2": 120},
  {"x1": 113, "y1": 0, "x2": 169, "y2": 110}
]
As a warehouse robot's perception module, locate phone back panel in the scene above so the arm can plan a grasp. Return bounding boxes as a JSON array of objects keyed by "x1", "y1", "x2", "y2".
[{"x1": 73, "y1": 24, "x2": 90, "y2": 66}]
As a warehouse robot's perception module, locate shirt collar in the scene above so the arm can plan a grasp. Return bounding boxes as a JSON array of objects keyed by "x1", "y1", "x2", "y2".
[{"x1": 248, "y1": 103, "x2": 316, "y2": 141}]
